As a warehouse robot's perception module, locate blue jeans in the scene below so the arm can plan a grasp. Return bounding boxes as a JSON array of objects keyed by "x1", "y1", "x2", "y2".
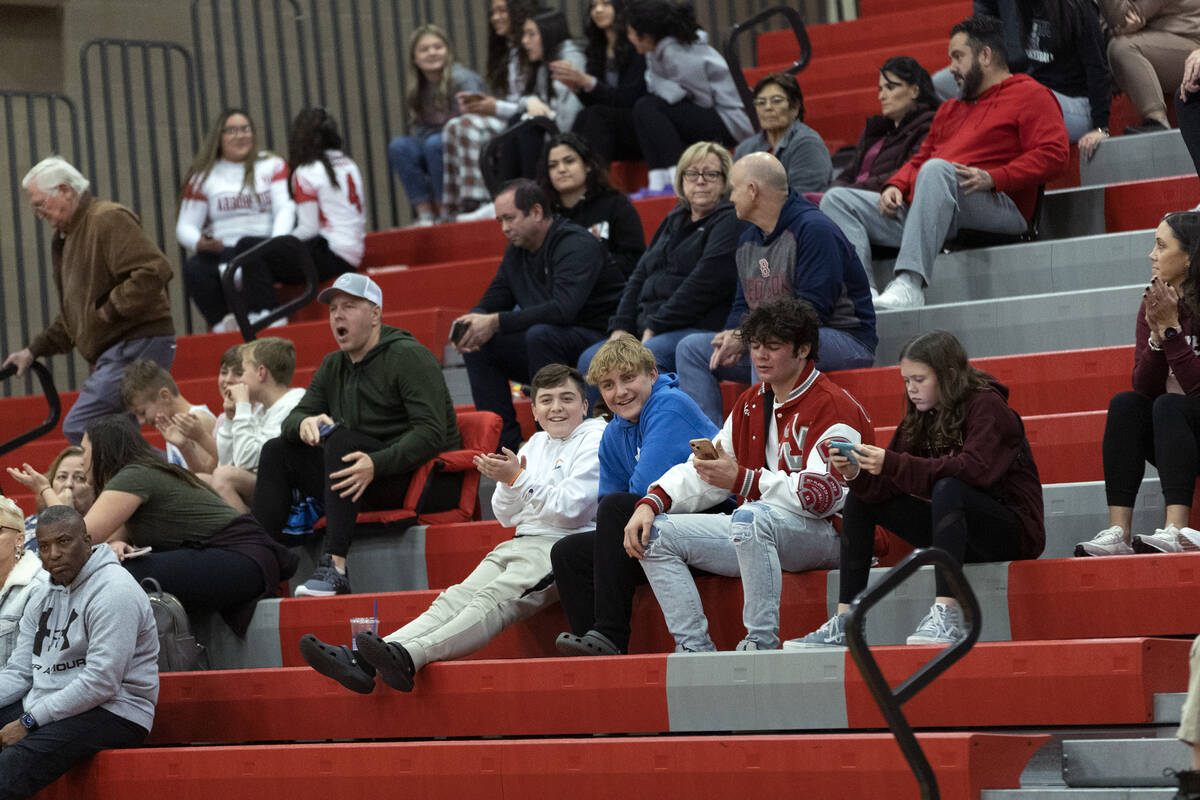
[
  {"x1": 577, "y1": 328, "x2": 711, "y2": 409},
  {"x1": 389, "y1": 132, "x2": 443, "y2": 207},
  {"x1": 675, "y1": 328, "x2": 871, "y2": 426},
  {"x1": 64, "y1": 335, "x2": 177, "y2": 444},
  {"x1": 640, "y1": 501, "x2": 840, "y2": 651}
]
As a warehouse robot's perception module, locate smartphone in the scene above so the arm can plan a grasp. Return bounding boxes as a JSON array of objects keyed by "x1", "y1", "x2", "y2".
[
  {"x1": 318, "y1": 420, "x2": 340, "y2": 441},
  {"x1": 450, "y1": 319, "x2": 471, "y2": 345},
  {"x1": 124, "y1": 546, "x2": 152, "y2": 560},
  {"x1": 689, "y1": 438, "x2": 718, "y2": 460},
  {"x1": 829, "y1": 441, "x2": 859, "y2": 466}
]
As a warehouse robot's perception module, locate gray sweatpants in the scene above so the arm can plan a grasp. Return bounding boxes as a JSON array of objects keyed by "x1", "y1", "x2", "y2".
[{"x1": 819, "y1": 158, "x2": 1027, "y2": 289}]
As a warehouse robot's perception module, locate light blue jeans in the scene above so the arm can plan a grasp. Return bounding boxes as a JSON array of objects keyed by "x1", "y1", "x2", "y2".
[
  {"x1": 389, "y1": 132, "x2": 443, "y2": 207},
  {"x1": 674, "y1": 327, "x2": 874, "y2": 426},
  {"x1": 639, "y1": 501, "x2": 840, "y2": 651}
]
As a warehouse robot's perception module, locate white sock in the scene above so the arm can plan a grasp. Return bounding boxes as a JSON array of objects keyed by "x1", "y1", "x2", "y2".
[
  {"x1": 897, "y1": 270, "x2": 924, "y2": 290},
  {"x1": 647, "y1": 168, "x2": 673, "y2": 191},
  {"x1": 417, "y1": 211, "x2": 434, "y2": 223}
]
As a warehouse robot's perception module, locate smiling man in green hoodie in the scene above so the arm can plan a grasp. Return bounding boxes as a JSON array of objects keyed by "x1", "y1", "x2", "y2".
[
  {"x1": 251, "y1": 273, "x2": 462, "y2": 597},
  {"x1": 0, "y1": 505, "x2": 158, "y2": 800}
]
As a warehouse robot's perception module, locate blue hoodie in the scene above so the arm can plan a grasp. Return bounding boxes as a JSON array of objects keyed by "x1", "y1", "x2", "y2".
[{"x1": 598, "y1": 373, "x2": 719, "y2": 497}]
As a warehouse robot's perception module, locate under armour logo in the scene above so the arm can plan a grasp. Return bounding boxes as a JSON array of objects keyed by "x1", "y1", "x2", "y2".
[{"x1": 33, "y1": 608, "x2": 80, "y2": 656}]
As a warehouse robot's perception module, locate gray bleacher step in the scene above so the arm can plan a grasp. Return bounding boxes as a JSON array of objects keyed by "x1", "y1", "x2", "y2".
[
  {"x1": 287, "y1": 523, "x2": 431, "y2": 596},
  {"x1": 874, "y1": 283, "x2": 1141, "y2": 365},
  {"x1": 866, "y1": 229, "x2": 1152, "y2": 307},
  {"x1": 1156, "y1": 694, "x2": 1186, "y2": 725},
  {"x1": 983, "y1": 789, "x2": 1177, "y2": 798},
  {"x1": 1079, "y1": 129, "x2": 1192, "y2": 186},
  {"x1": 1064, "y1": 738, "x2": 1191, "y2": 787},
  {"x1": 1042, "y1": 479, "x2": 1163, "y2": 560},
  {"x1": 443, "y1": 364, "x2": 472, "y2": 406}
]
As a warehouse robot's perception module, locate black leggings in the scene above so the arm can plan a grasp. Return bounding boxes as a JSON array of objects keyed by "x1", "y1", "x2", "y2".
[
  {"x1": 123, "y1": 546, "x2": 264, "y2": 612},
  {"x1": 183, "y1": 236, "x2": 268, "y2": 325},
  {"x1": 550, "y1": 492, "x2": 646, "y2": 652},
  {"x1": 1104, "y1": 390, "x2": 1200, "y2": 507},
  {"x1": 1177, "y1": 90, "x2": 1200, "y2": 183},
  {"x1": 631, "y1": 95, "x2": 735, "y2": 169},
  {"x1": 573, "y1": 104, "x2": 643, "y2": 165},
  {"x1": 838, "y1": 477, "x2": 1025, "y2": 603}
]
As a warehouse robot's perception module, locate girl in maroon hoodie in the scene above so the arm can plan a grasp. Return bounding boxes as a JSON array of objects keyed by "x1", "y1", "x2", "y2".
[
  {"x1": 1078, "y1": 211, "x2": 1200, "y2": 556},
  {"x1": 786, "y1": 329, "x2": 1044, "y2": 649}
]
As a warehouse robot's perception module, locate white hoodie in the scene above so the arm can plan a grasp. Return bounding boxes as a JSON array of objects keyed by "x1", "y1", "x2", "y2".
[
  {"x1": 217, "y1": 387, "x2": 307, "y2": 469},
  {"x1": 491, "y1": 417, "x2": 606, "y2": 538}
]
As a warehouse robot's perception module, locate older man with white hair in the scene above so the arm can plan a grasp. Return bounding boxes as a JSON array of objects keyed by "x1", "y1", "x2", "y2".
[{"x1": 3, "y1": 156, "x2": 176, "y2": 444}]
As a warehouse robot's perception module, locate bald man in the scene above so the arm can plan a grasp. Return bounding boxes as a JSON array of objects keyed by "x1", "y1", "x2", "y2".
[{"x1": 675, "y1": 152, "x2": 877, "y2": 425}]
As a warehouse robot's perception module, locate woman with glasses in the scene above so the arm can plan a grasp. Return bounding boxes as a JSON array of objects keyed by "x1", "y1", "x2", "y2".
[
  {"x1": 176, "y1": 108, "x2": 294, "y2": 332},
  {"x1": 733, "y1": 73, "x2": 832, "y2": 195},
  {"x1": 0, "y1": 496, "x2": 44, "y2": 667},
  {"x1": 1076, "y1": 211, "x2": 1200, "y2": 557},
  {"x1": 576, "y1": 140, "x2": 739, "y2": 387},
  {"x1": 623, "y1": 0, "x2": 753, "y2": 197}
]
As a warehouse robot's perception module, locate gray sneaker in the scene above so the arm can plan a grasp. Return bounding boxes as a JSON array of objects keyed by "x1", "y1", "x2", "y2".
[
  {"x1": 294, "y1": 554, "x2": 352, "y2": 597},
  {"x1": 1074, "y1": 525, "x2": 1134, "y2": 557},
  {"x1": 906, "y1": 602, "x2": 966, "y2": 646},
  {"x1": 782, "y1": 613, "x2": 849, "y2": 650},
  {"x1": 734, "y1": 639, "x2": 760, "y2": 651},
  {"x1": 1132, "y1": 524, "x2": 1200, "y2": 554}
]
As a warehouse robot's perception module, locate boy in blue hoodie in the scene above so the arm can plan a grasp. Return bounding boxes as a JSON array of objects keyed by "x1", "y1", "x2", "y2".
[
  {"x1": 0, "y1": 506, "x2": 158, "y2": 800},
  {"x1": 552, "y1": 335, "x2": 719, "y2": 655}
]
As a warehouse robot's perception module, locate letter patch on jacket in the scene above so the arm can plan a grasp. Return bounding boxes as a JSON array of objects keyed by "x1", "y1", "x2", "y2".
[{"x1": 797, "y1": 471, "x2": 841, "y2": 516}]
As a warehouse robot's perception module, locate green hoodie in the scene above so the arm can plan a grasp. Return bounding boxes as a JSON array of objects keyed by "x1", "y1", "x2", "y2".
[{"x1": 281, "y1": 325, "x2": 461, "y2": 476}]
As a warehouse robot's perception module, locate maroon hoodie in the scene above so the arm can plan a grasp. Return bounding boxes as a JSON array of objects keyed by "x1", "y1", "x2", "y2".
[{"x1": 850, "y1": 378, "x2": 1045, "y2": 560}]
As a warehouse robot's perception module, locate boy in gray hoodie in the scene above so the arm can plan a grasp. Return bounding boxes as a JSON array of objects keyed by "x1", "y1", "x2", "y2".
[{"x1": 0, "y1": 505, "x2": 158, "y2": 800}]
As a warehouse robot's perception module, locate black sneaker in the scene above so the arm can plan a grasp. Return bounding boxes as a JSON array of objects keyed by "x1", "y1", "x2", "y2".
[
  {"x1": 298, "y1": 634, "x2": 376, "y2": 694},
  {"x1": 294, "y1": 554, "x2": 351, "y2": 597},
  {"x1": 354, "y1": 631, "x2": 416, "y2": 692}
]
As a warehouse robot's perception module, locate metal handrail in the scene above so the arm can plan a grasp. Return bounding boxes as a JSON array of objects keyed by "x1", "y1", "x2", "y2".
[
  {"x1": 724, "y1": 5, "x2": 812, "y2": 132},
  {"x1": 844, "y1": 547, "x2": 982, "y2": 800},
  {"x1": 220, "y1": 237, "x2": 319, "y2": 341},
  {"x1": 0, "y1": 362, "x2": 61, "y2": 457}
]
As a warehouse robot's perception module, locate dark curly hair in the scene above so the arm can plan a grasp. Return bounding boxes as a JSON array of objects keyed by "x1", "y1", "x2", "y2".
[
  {"x1": 896, "y1": 330, "x2": 992, "y2": 453},
  {"x1": 287, "y1": 107, "x2": 344, "y2": 198},
  {"x1": 738, "y1": 296, "x2": 821, "y2": 364},
  {"x1": 84, "y1": 415, "x2": 216, "y2": 495},
  {"x1": 624, "y1": 0, "x2": 699, "y2": 45}
]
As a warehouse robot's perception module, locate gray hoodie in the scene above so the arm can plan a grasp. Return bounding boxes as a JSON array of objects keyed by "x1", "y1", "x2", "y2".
[{"x1": 0, "y1": 544, "x2": 158, "y2": 732}]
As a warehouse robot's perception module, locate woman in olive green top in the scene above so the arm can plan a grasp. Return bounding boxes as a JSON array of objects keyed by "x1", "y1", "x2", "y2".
[{"x1": 81, "y1": 415, "x2": 296, "y2": 635}]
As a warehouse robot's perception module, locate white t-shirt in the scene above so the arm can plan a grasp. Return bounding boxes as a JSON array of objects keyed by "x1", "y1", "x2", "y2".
[
  {"x1": 176, "y1": 154, "x2": 293, "y2": 250},
  {"x1": 290, "y1": 150, "x2": 366, "y2": 266}
]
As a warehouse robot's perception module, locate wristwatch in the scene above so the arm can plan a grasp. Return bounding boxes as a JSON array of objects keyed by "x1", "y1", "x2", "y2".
[
  {"x1": 19, "y1": 712, "x2": 37, "y2": 732},
  {"x1": 1165, "y1": 326, "x2": 1180, "y2": 341}
]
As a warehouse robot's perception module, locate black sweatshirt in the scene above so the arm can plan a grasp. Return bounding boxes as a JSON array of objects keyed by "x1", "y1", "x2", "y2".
[{"x1": 556, "y1": 188, "x2": 647, "y2": 279}]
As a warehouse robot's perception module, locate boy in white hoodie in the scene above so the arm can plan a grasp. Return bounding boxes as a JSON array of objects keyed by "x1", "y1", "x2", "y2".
[
  {"x1": 299, "y1": 363, "x2": 605, "y2": 693},
  {"x1": 0, "y1": 506, "x2": 158, "y2": 799},
  {"x1": 210, "y1": 337, "x2": 306, "y2": 512}
]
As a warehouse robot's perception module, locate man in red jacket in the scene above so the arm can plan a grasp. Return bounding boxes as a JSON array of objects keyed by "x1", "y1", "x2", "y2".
[{"x1": 820, "y1": 15, "x2": 1069, "y2": 310}]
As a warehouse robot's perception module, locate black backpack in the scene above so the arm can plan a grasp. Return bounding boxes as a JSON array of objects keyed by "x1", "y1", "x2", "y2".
[{"x1": 141, "y1": 578, "x2": 208, "y2": 671}]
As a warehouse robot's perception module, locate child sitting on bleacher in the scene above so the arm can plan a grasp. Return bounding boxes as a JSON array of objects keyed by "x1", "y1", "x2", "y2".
[
  {"x1": 1076, "y1": 211, "x2": 1200, "y2": 556},
  {"x1": 297, "y1": 364, "x2": 605, "y2": 694},
  {"x1": 119, "y1": 359, "x2": 217, "y2": 474},
  {"x1": 789, "y1": 329, "x2": 1045, "y2": 649},
  {"x1": 208, "y1": 338, "x2": 306, "y2": 513}
]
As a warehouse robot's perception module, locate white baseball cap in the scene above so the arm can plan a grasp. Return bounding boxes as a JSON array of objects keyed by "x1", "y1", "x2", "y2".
[{"x1": 318, "y1": 273, "x2": 383, "y2": 308}]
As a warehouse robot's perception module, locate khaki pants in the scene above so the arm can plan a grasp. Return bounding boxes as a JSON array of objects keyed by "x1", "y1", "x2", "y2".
[
  {"x1": 1178, "y1": 634, "x2": 1200, "y2": 744},
  {"x1": 1108, "y1": 29, "x2": 1200, "y2": 120}
]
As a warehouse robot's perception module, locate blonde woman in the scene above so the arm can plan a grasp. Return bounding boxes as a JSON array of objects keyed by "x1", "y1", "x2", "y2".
[{"x1": 0, "y1": 496, "x2": 45, "y2": 666}]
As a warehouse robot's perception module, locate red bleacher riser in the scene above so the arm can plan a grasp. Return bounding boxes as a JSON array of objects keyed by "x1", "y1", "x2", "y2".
[
  {"x1": 757, "y1": 1, "x2": 969, "y2": 63},
  {"x1": 1008, "y1": 554, "x2": 1200, "y2": 639},
  {"x1": 1104, "y1": 174, "x2": 1198, "y2": 233},
  {"x1": 609, "y1": 160, "x2": 649, "y2": 194},
  {"x1": 746, "y1": 39, "x2": 949, "y2": 96},
  {"x1": 34, "y1": 733, "x2": 1047, "y2": 800},
  {"x1": 143, "y1": 638, "x2": 1183, "y2": 746},
  {"x1": 859, "y1": 0, "x2": 964, "y2": 15},
  {"x1": 843, "y1": 637, "x2": 1188, "y2": 728}
]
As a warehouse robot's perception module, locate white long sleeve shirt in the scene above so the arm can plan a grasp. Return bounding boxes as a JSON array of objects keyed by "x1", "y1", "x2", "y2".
[
  {"x1": 491, "y1": 417, "x2": 605, "y2": 538},
  {"x1": 216, "y1": 387, "x2": 306, "y2": 470},
  {"x1": 176, "y1": 155, "x2": 293, "y2": 250}
]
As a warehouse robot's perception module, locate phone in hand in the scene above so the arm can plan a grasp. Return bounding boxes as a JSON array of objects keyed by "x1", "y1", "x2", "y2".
[
  {"x1": 829, "y1": 441, "x2": 859, "y2": 467},
  {"x1": 124, "y1": 546, "x2": 152, "y2": 560},
  {"x1": 450, "y1": 319, "x2": 471, "y2": 345},
  {"x1": 689, "y1": 438, "x2": 718, "y2": 460},
  {"x1": 318, "y1": 420, "x2": 340, "y2": 441}
]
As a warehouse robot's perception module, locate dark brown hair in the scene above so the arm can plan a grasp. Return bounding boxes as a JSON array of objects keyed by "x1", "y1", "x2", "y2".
[{"x1": 896, "y1": 330, "x2": 991, "y2": 452}]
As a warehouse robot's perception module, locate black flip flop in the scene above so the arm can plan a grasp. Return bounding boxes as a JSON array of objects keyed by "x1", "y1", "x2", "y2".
[
  {"x1": 355, "y1": 631, "x2": 416, "y2": 692},
  {"x1": 298, "y1": 634, "x2": 376, "y2": 694}
]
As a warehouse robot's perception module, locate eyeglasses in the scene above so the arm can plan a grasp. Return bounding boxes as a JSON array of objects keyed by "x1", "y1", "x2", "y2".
[
  {"x1": 222, "y1": 125, "x2": 252, "y2": 136},
  {"x1": 682, "y1": 169, "x2": 723, "y2": 183},
  {"x1": 753, "y1": 95, "x2": 791, "y2": 108}
]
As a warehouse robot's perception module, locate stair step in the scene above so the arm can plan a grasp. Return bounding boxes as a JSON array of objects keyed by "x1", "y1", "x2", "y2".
[{"x1": 1064, "y1": 738, "x2": 1191, "y2": 787}]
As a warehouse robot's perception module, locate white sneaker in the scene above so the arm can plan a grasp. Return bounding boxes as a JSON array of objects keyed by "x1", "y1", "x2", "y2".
[
  {"x1": 1074, "y1": 525, "x2": 1134, "y2": 557},
  {"x1": 455, "y1": 202, "x2": 495, "y2": 222},
  {"x1": 906, "y1": 602, "x2": 966, "y2": 646},
  {"x1": 248, "y1": 309, "x2": 287, "y2": 328},
  {"x1": 1132, "y1": 524, "x2": 1200, "y2": 554},
  {"x1": 211, "y1": 312, "x2": 237, "y2": 333},
  {"x1": 874, "y1": 273, "x2": 925, "y2": 309}
]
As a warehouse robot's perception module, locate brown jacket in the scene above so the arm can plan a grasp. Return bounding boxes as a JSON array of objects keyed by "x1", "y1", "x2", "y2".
[
  {"x1": 1101, "y1": 0, "x2": 1200, "y2": 40},
  {"x1": 30, "y1": 193, "x2": 175, "y2": 364}
]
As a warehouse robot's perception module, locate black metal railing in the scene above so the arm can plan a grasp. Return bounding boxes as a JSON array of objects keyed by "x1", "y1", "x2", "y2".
[
  {"x1": 221, "y1": 238, "x2": 319, "y2": 340},
  {"x1": 724, "y1": 5, "x2": 812, "y2": 131},
  {"x1": 0, "y1": 362, "x2": 61, "y2": 457},
  {"x1": 844, "y1": 547, "x2": 982, "y2": 800}
]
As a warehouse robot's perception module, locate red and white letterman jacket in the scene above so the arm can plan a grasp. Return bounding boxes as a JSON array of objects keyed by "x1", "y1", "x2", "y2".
[{"x1": 640, "y1": 363, "x2": 873, "y2": 518}]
